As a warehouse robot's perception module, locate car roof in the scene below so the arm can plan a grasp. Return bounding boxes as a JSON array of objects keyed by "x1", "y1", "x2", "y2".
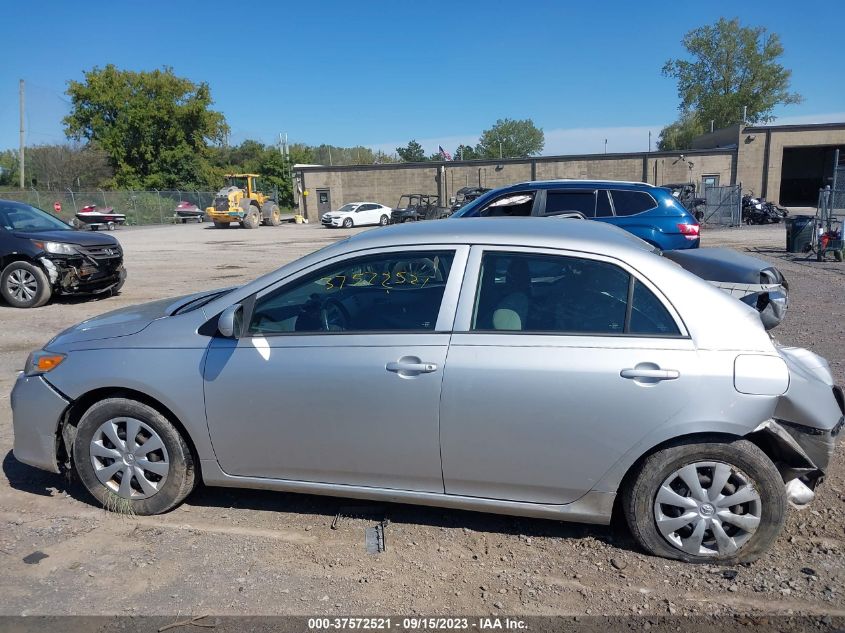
[
  {"x1": 340, "y1": 216, "x2": 653, "y2": 256},
  {"x1": 499, "y1": 179, "x2": 663, "y2": 191}
]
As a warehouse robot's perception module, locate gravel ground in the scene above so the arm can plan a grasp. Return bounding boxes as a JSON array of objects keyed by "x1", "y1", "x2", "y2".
[{"x1": 0, "y1": 221, "x2": 842, "y2": 618}]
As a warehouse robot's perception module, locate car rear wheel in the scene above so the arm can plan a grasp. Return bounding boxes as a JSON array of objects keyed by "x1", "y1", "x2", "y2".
[
  {"x1": 73, "y1": 398, "x2": 195, "y2": 515},
  {"x1": 622, "y1": 438, "x2": 785, "y2": 563},
  {"x1": 343, "y1": 217, "x2": 353, "y2": 228},
  {"x1": 1, "y1": 261, "x2": 52, "y2": 308},
  {"x1": 379, "y1": 214, "x2": 389, "y2": 226}
]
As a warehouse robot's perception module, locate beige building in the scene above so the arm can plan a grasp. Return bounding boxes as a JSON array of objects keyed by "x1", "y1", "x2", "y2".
[{"x1": 295, "y1": 122, "x2": 845, "y2": 222}]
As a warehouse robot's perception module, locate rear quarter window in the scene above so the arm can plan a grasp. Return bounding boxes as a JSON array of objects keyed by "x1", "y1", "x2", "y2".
[{"x1": 611, "y1": 190, "x2": 657, "y2": 216}]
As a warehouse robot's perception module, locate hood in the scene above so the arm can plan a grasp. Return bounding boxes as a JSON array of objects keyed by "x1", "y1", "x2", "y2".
[
  {"x1": 45, "y1": 288, "x2": 228, "y2": 347},
  {"x1": 14, "y1": 229, "x2": 120, "y2": 247}
]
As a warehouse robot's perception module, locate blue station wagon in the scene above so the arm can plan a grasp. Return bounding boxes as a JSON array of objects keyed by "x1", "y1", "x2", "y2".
[{"x1": 451, "y1": 180, "x2": 700, "y2": 250}]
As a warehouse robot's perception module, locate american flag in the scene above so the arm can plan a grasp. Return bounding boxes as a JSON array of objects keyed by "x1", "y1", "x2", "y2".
[{"x1": 438, "y1": 145, "x2": 452, "y2": 161}]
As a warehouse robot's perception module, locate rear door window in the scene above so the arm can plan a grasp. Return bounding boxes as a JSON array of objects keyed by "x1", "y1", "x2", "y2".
[
  {"x1": 610, "y1": 190, "x2": 657, "y2": 216},
  {"x1": 470, "y1": 251, "x2": 681, "y2": 336},
  {"x1": 544, "y1": 190, "x2": 597, "y2": 217}
]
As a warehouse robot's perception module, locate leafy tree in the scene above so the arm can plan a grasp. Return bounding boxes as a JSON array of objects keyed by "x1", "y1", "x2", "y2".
[
  {"x1": 454, "y1": 144, "x2": 479, "y2": 161},
  {"x1": 63, "y1": 65, "x2": 229, "y2": 189},
  {"x1": 657, "y1": 112, "x2": 707, "y2": 152},
  {"x1": 659, "y1": 18, "x2": 802, "y2": 149},
  {"x1": 476, "y1": 118, "x2": 544, "y2": 159},
  {"x1": 26, "y1": 143, "x2": 112, "y2": 189},
  {"x1": 396, "y1": 140, "x2": 427, "y2": 162},
  {"x1": 0, "y1": 149, "x2": 19, "y2": 187}
]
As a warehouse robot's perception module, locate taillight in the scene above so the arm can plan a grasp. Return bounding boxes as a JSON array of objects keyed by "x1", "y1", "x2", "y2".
[{"x1": 677, "y1": 222, "x2": 700, "y2": 239}]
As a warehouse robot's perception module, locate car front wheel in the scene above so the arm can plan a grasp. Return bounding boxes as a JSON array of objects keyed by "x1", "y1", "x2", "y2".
[
  {"x1": 343, "y1": 217, "x2": 353, "y2": 228},
  {"x1": 622, "y1": 438, "x2": 785, "y2": 563},
  {"x1": 73, "y1": 398, "x2": 196, "y2": 515},
  {"x1": 1, "y1": 261, "x2": 52, "y2": 308}
]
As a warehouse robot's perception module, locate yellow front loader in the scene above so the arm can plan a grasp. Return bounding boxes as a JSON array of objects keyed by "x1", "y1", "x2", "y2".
[{"x1": 206, "y1": 174, "x2": 283, "y2": 229}]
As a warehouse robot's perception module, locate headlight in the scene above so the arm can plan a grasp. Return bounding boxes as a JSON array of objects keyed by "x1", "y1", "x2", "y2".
[
  {"x1": 24, "y1": 350, "x2": 67, "y2": 376},
  {"x1": 32, "y1": 240, "x2": 77, "y2": 255}
]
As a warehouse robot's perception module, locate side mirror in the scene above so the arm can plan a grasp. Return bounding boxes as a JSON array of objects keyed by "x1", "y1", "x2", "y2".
[{"x1": 218, "y1": 304, "x2": 243, "y2": 338}]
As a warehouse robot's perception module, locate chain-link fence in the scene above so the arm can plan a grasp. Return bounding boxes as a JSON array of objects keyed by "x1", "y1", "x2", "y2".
[
  {"x1": 702, "y1": 184, "x2": 742, "y2": 226},
  {"x1": 0, "y1": 188, "x2": 218, "y2": 226},
  {"x1": 831, "y1": 161, "x2": 845, "y2": 214}
]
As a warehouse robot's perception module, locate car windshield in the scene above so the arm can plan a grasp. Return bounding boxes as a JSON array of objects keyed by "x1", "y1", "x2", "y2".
[
  {"x1": 0, "y1": 201, "x2": 72, "y2": 232},
  {"x1": 336, "y1": 204, "x2": 357, "y2": 213}
]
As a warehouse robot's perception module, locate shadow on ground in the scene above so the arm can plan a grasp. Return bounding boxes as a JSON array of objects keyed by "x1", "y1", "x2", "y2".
[{"x1": 3, "y1": 450, "x2": 635, "y2": 552}]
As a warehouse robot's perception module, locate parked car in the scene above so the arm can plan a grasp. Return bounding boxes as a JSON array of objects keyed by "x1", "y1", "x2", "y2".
[
  {"x1": 321, "y1": 202, "x2": 392, "y2": 228},
  {"x1": 0, "y1": 200, "x2": 126, "y2": 308},
  {"x1": 451, "y1": 180, "x2": 700, "y2": 250},
  {"x1": 450, "y1": 186, "x2": 491, "y2": 213},
  {"x1": 390, "y1": 194, "x2": 450, "y2": 223},
  {"x1": 12, "y1": 219, "x2": 841, "y2": 563}
]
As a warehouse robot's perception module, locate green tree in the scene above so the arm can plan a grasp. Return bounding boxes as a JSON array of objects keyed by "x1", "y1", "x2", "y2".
[
  {"x1": 0, "y1": 149, "x2": 19, "y2": 187},
  {"x1": 396, "y1": 140, "x2": 427, "y2": 162},
  {"x1": 659, "y1": 18, "x2": 802, "y2": 149},
  {"x1": 476, "y1": 119, "x2": 544, "y2": 159},
  {"x1": 657, "y1": 112, "x2": 706, "y2": 152},
  {"x1": 63, "y1": 65, "x2": 229, "y2": 189},
  {"x1": 454, "y1": 144, "x2": 479, "y2": 161}
]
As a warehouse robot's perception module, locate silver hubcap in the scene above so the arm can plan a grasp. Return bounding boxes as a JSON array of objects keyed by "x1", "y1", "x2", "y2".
[
  {"x1": 654, "y1": 461, "x2": 762, "y2": 557},
  {"x1": 90, "y1": 418, "x2": 169, "y2": 499},
  {"x1": 6, "y1": 268, "x2": 37, "y2": 302}
]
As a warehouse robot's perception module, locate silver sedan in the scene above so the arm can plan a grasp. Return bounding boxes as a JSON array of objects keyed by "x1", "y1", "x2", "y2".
[{"x1": 12, "y1": 218, "x2": 843, "y2": 563}]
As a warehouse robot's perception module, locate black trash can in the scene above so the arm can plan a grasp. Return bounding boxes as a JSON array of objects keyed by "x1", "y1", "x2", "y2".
[{"x1": 786, "y1": 215, "x2": 814, "y2": 253}]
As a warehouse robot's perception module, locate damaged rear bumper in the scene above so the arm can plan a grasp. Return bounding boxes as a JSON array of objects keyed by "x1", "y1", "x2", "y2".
[{"x1": 751, "y1": 346, "x2": 845, "y2": 507}]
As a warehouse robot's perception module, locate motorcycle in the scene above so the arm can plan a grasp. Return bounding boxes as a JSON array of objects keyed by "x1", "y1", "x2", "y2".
[{"x1": 742, "y1": 191, "x2": 788, "y2": 225}]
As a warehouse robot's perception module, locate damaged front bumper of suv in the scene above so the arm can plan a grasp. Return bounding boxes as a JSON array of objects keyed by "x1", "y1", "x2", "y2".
[
  {"x1": 39, "y1": 244, "x2": 125, "y2": 295},
  {"x1": 750, "y1": 346, "x2": 845, "y2": 508}
]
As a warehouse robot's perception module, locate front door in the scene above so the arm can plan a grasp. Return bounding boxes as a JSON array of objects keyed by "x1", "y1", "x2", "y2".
[
  {"x1": 439, "y1": 247, "x2": 697, "y2": 504},
  {"x1": 204, "y1": 246, "x2": 467, "y2": 492},
  {"x1": 317, "y1": 189, "x2": 331, "y2": 215}
]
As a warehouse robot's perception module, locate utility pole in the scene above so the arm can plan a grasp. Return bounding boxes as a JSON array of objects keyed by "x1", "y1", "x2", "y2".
[
  {"x1": 648, "y1": 131, "x2": 651, "y2": 152},
  {"x1": 19, "y1": 79, "x2": 25, "y2": 189}
]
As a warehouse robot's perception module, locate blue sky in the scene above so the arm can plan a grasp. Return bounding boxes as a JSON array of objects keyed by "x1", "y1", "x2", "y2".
[{"x1": 1, "y1": 0, "x2": 843, "y2": 157}]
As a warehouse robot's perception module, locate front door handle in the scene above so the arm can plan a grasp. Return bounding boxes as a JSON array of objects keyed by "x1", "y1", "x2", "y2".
[
  {"x1": 620, "y1": 368, "x2": 680, "y2": 381},
  {"x1": 386, "y1": 361, "x2": 438, "y2": 374}
]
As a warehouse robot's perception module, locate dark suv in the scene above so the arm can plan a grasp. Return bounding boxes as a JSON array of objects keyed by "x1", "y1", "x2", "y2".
[
  {"x1": 451, "y1": 180, "x2": 700, "y2": 250},
  {"x1": 0, "y1": 200, "x2": 126, "y2": 308}
]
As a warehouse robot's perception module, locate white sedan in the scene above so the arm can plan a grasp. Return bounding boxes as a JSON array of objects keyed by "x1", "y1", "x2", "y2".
[{"x1": 321, "y1": 202, "x2": 392, "y2": 228}]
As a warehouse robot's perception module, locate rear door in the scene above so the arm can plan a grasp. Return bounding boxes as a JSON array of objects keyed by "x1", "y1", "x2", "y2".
[{"x1": 439, "y1": 246, "x2": 698, "y2": 504}]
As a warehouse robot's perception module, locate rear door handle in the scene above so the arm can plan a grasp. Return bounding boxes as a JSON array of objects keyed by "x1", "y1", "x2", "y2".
[
  {"x1": 620, "y1": 368, "x2": 680, "y2": 381},
  {"x1": 386, "y1": 361, "x2": 438, "y2": 374}
]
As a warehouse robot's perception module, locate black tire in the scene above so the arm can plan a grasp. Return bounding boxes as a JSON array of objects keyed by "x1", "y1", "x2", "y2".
[
  {"x1": 343, "y1": 217, "x2": 353, "y2": 228},
  {"x1": 379, "y1": 214, "x2": 389, "y2": 226},
  {"x1": 622, "y1": 438, "x2": 785, "y2": 563},
  {"x1": 1, "y1": 260, "x2": 52, "y2": 308},
  {"x1": 213, "y1": 221, "x2": 229, "y2": 229},
  {"x1": 264, "y1": 205, "x2": 282, "y2": 226},
  {"x1": 835, "y1": 250, "x2": 843, "y2": 262},
  {"x1": 242, "y1": 207, "x2": 260, "y2": 229},
  {"x1": 73, "y1": 398, "x2": 196, "y2": 516}
]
